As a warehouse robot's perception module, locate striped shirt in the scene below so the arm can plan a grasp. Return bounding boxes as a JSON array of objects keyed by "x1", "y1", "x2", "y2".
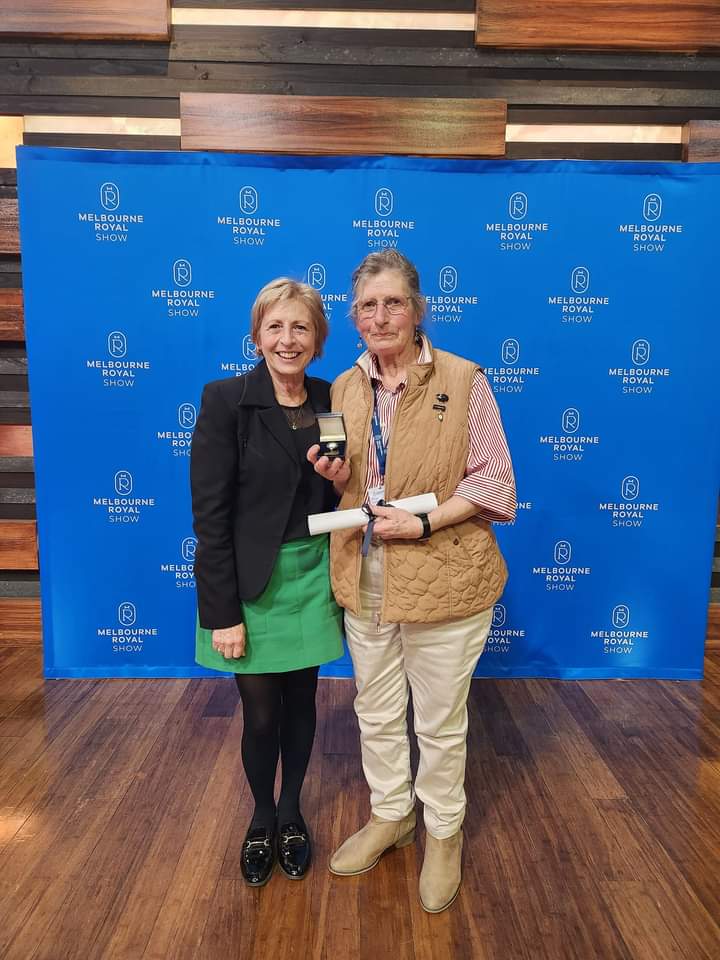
[{"x1": 362, "y1": 339, "x2": 517, "y2": 523}]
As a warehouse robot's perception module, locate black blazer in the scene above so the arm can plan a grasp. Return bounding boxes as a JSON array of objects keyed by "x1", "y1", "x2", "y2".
[{"x1": 190, "y1": 360, "x2": 336, "y2": 630}]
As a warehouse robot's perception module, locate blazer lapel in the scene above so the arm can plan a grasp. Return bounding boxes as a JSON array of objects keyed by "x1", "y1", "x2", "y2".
[
  {"x1": 239, "y1": 361, "x2": 299, "y2": 465},
  {"x1": 258, "y1": 405, "x2": 299, "y2": 464}
]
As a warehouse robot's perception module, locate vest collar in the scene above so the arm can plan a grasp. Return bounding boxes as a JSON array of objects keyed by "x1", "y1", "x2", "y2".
[{"x1": 356, "y1": 332, "x2": 435, "y2": 388}]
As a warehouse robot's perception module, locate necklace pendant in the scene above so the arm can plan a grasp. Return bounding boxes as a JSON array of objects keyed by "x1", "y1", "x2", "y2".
[{"x1": 292, "y1": 423, "x2": 297, "y2": 430}]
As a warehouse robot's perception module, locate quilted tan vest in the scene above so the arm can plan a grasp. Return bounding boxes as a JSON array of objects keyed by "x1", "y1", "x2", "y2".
[{"x1": 330, "y1": 345, "x2": 508, "y2": 623}]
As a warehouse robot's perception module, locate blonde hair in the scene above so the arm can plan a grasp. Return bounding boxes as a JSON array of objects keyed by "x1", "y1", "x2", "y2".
[
  {"x1": 251, "y1": 277, "x2": 329, "y2": 357},
  {"x1": 350, "y1": 250, "x2": 426, "y2": 324}
]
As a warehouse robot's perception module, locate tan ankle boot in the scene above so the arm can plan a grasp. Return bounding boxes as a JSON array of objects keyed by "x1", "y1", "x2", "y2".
[
  {"x1": 419, "y1": 832, "x2": 463, "y2": 913},
  {"x1": 329, "y1": 811, "x2": 416, "y2": 876}
]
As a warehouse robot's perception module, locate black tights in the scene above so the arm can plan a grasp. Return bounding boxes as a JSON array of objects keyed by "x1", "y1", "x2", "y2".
[{"x1": 234, "y1": 665, "x2": 319, "y2": 831}]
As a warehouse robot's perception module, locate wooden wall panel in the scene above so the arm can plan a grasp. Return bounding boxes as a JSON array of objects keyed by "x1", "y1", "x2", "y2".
[
  {"x1": 475, "y1": 1, "x2": 720, "y2": 52},
  {"x1": 0, "y1": 425, "x2": 32, "y2": 457},
  {"x1": 682, "y1": 120, "x2": 720, "y2": 161},
  {"x1": 181, "y1": 93, "x2": 507, "y2": 156},
  {"x1": 174, "y1": 1, "x2": 475, "y2": 8},
  {"x1": 0, "y1": 289, "x2": 23, "y2": 341},
  {"x1": 0, "y1": 0, "x2": 171, "y2": 42},
  {"x1": 0, "y1": 199, "x2": 19, "y2": 255},
  {"x1": 0, "y1": 520, "x2": 37, "y2": 569},
  {"x1": 0, "y1": 9, "x2": 718, "y2": 610},
  {"x1": 709, "y1": 604, "x2": 720, "y2": 647},
  {"x1": 0, "y1": 597, "x2": 40, "y2": 642}
]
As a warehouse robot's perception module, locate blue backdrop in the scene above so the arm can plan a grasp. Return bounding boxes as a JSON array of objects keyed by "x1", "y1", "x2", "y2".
[{"x1": 16, "y1": 147, "x2": 720, "y2": 679}]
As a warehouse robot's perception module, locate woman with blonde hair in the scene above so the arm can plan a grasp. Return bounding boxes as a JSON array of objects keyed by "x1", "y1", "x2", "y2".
[{"x1": 192, "y1": 278, "x2": 343, "y2": 886}]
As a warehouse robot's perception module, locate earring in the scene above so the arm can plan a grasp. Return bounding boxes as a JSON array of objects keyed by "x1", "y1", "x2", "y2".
[{"x1": 356, "y1": 340, "x2": 363, "y2": 350}]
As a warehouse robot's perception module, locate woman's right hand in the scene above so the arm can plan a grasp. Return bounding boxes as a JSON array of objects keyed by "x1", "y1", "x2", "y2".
[
  {"x1": 307, "y1": 444, "x2": 351, "y2": 495},
  {"x1": 212, "y1": 623, "x2": 246, "y2": 659}
]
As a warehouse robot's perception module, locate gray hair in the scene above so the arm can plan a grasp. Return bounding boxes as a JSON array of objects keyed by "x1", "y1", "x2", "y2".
[{"x1": 350, "y1": 250, "x2": 426, "y2": 324}]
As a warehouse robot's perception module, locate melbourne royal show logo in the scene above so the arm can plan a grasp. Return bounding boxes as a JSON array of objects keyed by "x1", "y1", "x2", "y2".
[
  {"x1": 77, "y1": 180, "x2": 144, "y2": 241},
  {"x1": 426, "y1": 265, "x2": 478, "y2": 324},
  {"x1": 85, "y1": 331, "x2": 150, "y2": 388},
  {"x1": 352, "y1": 186, "x2": 415, "y2": 248},
  {"x1": 618, "y1": 192, "x2": 683, "y2": 253},
  {"x1": 486, "y1": 191, "x2": 549, "y2": 251},
  {"x1": 305, "y1": 263, "x2": 348, "y2": 319},
  {"x1": 161, "y1": 538, "x2": 197, "y2": 589},
  {"x1": 591, "y1": 604, "x2": 648, "y2": 655},
  {"x1": 598, "y1": 475, "x2": 659, "y2": 527},
  {"x1": 608, "y1": 339, "x2": 670, "y2": 395},
  {"x1": 484, "y1": 338, "x2": 540, "y2": 395},
  {"x1": 216, "y1": 184, "x2": 282, "y2": 246},
  {"x1": 93, "y1": 470, "x2": 156, "y2": 522},
  {"x1": 531, "y1": 539, "x2": 591, "y2": 591}
]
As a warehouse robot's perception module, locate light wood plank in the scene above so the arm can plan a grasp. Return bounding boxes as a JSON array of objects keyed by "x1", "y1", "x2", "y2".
[
  {"x1": 180, "y1": 93, "x2": 507, "y2": 157},
  {"x1": 0, "y1": 289, "x2": 24, "y2": 342},
  {"x1": 475, "y1": 0, "x2": 720, "y2": 52},
  {"x1": 0, "y1": 598, "x2": 40, "y2": 644},
  {"x1": 173, "y1": 9, "x2": 474, "y2": 30},
  {"x1": 0, "y1": 425, "x2": 32, "y2": 457},
  {"x1": 0, "y1": 0, "x2": 171, "y2": 41},
  {"x1": 0, "y1": 520, "x2": 37, "y2": 569}
]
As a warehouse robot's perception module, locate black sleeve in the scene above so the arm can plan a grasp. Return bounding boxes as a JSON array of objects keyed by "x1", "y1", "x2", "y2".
[{"x1": 190, "y1": 380, "x2": 243, "y2": 630}]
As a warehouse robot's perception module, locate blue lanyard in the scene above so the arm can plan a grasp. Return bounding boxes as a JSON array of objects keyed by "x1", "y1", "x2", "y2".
[{"x1": 371, "y1": 384, "x2": 388, "y2": 478}]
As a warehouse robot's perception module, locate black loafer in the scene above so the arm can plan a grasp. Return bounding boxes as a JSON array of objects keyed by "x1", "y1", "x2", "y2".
[
  {"x1": 277, "y1": 822, "x2": 312, "y2": 880},
  {"x1": 241, "y1": 825, "x2": 275, "y2": 887}
]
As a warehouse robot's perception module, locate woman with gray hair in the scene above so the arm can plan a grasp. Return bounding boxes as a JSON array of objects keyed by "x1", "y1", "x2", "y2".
[{"x1": 309, "y1": 250, "x2": 515, "y2": 913}]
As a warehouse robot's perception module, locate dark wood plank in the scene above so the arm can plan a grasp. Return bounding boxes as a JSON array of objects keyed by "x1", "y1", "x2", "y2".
[
  {"x1": 475, "y1": 0, "x2": 720, "y2": 52},
  {"x1": 0, "y1": 598, "x2": 40, "y2": 643},
  {"x1": 0, "y1": 520, "x2": 37, "y2": 569},
  {"x1": 7, "y1": 60, "x2": 720, "y2": 100},
  {"x1": 22, "y1": 134, "x2": 181, "y2": 152},
  {"x1": 708, "y1": 605, "x2": 720, "y2": 648},
  {"x1": 683, "y1": 120, "x2": 720, "y2": 160},
  {"x1": 3, "y1": 33, "x2": 720, "y2": 73},
  {"x1": 181, "y1": 92, "x2": 506, "y2": 156},
  {"x1": 0, "y1": 0, "x2": 171, "y2": 41},
  {"x1": 0, "y1": 199, "x2": 19, "y2": 255},
  {"x1": 505, "y1": 143, "x2": 680, "y2": 161},
  {"x1": 0, "y1": 94, "x2": 178, "y2": 116},
  {"x1": 0, "y1": 290, "x2": 23, "y2": 342}
]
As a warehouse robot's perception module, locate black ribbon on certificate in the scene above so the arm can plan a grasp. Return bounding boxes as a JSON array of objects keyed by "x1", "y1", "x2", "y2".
[{"x1": 361, "y1": 500, "x2": 385, "y2": 557}]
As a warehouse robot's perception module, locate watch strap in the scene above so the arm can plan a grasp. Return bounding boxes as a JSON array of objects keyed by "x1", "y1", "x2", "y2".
[{"x1": 417, "y1": 512, "x2": 432, "y2": 540}]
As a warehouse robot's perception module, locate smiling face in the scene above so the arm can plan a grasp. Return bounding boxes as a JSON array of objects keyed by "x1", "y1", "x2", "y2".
[
  {"x1": 254, "y1": 300, "x2": 317, "y2": 383},
  {"x1": 354, "y1": 269, "x2": 419, "y2": 366}
]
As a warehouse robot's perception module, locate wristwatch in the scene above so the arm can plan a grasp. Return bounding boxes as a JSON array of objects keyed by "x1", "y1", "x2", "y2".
[{"x1": 417, "y1": 513, "x2": 432, "y2": 540}]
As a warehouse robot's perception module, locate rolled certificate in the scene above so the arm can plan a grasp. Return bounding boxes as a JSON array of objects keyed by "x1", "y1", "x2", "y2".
[{"x1": 308, "y1": 493, "x2": 438, "y2": 536}]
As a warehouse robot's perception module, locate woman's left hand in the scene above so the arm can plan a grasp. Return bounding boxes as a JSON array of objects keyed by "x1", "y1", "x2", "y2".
[{"x1": 366, "y1": 504, "x2": 424, "y2": 540}]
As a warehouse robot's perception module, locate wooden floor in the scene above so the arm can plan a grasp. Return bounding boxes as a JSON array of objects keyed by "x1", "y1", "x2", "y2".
[{"x1": 0, "y1": 645, "x2": 719, "y2": 960}]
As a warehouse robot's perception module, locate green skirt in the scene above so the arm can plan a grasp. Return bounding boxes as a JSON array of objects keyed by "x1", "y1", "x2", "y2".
[{"x1": 195, "y1": 534, "x2": 344, "y2": 674}]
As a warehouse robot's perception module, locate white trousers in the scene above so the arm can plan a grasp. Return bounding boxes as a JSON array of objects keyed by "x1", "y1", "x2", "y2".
[{"x1": 344, "y1": 544, "x2": 492, "y2": 839}]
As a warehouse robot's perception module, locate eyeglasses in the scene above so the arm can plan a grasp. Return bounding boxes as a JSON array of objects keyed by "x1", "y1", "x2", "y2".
[{"x1": 356, "y1": 296, "x2": 410, "y2": 319}]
